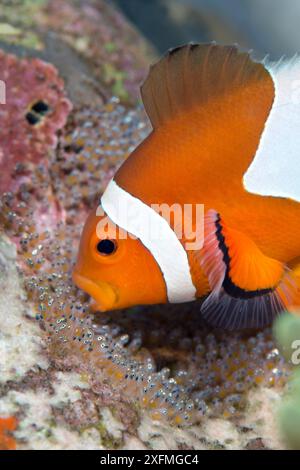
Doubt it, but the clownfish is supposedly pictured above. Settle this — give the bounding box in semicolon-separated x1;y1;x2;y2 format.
73;43;300;329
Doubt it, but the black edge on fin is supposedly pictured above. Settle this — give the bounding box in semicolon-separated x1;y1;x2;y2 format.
200;209;289;330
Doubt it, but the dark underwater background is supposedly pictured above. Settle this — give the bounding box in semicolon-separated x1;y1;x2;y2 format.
114;0;300;60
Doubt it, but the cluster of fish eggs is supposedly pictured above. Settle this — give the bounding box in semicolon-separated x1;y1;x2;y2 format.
52;99;150;219
0;98;291;426
92;304;291;423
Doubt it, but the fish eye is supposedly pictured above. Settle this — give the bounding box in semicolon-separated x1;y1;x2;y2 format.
96;239;117;256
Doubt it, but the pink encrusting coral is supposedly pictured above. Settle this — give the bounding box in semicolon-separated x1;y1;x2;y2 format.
0;50;72;193
0;45;292;427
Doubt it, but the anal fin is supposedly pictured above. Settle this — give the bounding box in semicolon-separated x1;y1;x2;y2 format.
200;210;299;329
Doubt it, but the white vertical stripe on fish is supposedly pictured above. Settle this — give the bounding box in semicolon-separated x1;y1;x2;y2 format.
243;56;300;203
101;179;196;303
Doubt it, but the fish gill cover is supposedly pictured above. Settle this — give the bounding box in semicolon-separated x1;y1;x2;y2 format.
0;0;299;451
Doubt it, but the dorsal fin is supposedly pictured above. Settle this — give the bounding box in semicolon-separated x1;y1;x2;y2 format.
141;43;270;129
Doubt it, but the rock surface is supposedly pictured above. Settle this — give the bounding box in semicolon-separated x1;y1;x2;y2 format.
0;0;297;450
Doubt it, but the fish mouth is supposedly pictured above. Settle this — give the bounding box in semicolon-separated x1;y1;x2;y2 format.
72;270;118;311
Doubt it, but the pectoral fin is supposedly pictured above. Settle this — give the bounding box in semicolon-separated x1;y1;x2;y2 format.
200;210;299;329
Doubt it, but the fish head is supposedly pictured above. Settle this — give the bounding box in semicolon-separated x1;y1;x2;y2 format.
73;206;167;311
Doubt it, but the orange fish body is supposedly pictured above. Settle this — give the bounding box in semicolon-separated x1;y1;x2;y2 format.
73;44;300;329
